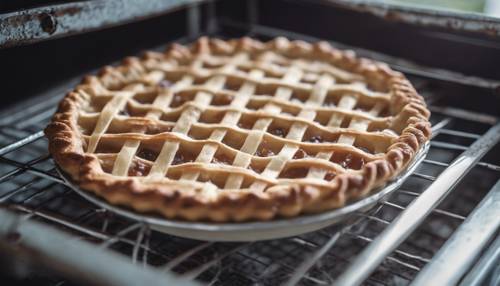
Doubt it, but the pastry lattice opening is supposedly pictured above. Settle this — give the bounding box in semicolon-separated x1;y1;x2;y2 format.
78;39;400;194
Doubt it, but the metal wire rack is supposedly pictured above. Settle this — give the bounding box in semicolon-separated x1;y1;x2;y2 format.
1;14;500;286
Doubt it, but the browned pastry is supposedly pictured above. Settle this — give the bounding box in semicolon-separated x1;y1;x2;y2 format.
45;37;431;222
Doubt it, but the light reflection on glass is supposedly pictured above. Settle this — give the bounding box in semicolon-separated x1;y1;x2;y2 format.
375;0;500;17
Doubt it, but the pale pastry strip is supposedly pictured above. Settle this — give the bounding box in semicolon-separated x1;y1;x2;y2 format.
112;140;141;176
96;100;386;138
326;94;358;127
291;59;361;82
336;102;384;145
86;87;144;153
180;69;265;181
238;70;302;152
137;171;351;191
229;68;303;159
99;51;387;184
147;54;246;180
249;74;334;191
112;76;193;176
203;52;362;82
306;93;358;179
307;100;385;179
145;64;390;100
224;67;303;189
125;87;385;127
305;96;356;179
98;154;348;189
147;75;225;179
90;132;384;165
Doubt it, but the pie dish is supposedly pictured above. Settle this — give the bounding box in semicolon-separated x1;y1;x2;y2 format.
45;37;431;222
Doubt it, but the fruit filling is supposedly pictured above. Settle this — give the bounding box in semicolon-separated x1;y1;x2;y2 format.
211;153;233;165
280;167;309;179
293;149;308;159
172;152;195;165
137;148;157;161
158;79;172;88
269;127;286;137
308;135;323;143
128;160;151;176
330;151;365;170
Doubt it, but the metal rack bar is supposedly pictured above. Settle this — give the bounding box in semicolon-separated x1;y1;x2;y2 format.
0;92;62;125
437;129;481;139
424;158;500;172
410;172;436;181
0;157;63;184
285;202;431;285
428;106;498;125
11;205;107;240
132;224;148;264
0;209;198;286
412;179;500;285
162;242;214;271
460;234;500;286
100;223;143;248
10;204;189;266
347;233;430;264
422;159;449;167
430;119;452;135
285;230;342;285
477;162;500;172
0;155;51;184
0;131;44;156
179;243;250;280
284;207;386;285
431;141;468;151
307;232;423;275
235;249;330;285
333;122;500;286
0;178;46;203
382;201;464;220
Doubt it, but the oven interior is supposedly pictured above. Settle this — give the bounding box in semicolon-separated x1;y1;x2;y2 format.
0;0;499;285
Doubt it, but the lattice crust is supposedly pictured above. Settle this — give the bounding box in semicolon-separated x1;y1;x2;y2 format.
45;37;431;222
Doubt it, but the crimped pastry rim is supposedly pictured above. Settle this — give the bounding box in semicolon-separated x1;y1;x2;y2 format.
45;37;432;222
56;142;428;232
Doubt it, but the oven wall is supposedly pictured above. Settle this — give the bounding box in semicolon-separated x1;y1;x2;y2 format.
0;8;187;109
219;0;500;79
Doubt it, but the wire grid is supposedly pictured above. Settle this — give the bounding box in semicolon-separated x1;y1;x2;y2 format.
1;39;500;286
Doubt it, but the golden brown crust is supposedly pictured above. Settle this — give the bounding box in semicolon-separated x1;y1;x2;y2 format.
45;37;431;222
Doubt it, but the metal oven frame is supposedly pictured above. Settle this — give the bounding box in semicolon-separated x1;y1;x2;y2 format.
0;1;499;285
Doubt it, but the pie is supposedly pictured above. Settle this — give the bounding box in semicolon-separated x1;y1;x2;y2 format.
45;37;431;222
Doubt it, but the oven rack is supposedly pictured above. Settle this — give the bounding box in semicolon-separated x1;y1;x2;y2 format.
1;6;500;286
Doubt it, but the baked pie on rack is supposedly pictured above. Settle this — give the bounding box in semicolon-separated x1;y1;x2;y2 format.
45;37;431;222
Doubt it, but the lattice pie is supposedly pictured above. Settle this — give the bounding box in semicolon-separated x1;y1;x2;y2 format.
45;37;431;222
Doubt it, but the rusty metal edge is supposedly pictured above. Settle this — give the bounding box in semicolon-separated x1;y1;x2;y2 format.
317;0;500;37
0;0;203;49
